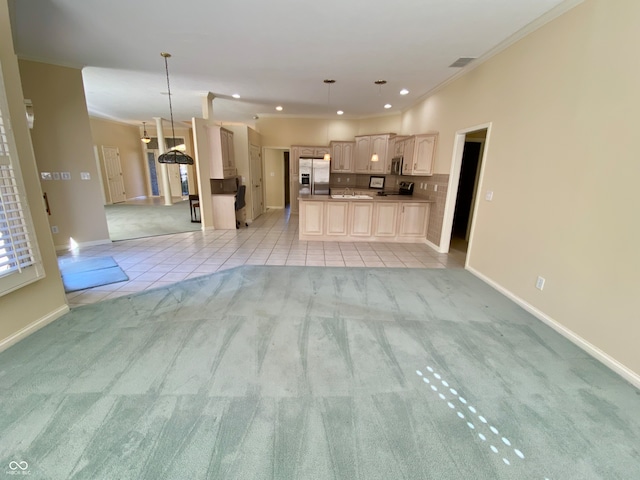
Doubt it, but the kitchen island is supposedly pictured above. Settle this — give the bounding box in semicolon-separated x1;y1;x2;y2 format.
298;194;434;243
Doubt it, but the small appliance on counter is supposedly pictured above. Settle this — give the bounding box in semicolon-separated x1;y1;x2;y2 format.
399;181;414;195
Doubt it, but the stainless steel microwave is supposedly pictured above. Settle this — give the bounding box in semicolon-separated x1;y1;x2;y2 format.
391;156;403;175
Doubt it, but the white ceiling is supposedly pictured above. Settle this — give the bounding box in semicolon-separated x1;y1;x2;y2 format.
10;0;575;126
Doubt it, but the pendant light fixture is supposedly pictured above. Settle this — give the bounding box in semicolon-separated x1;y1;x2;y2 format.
140;121;151;144
323;79;335;161
371;80;387;162
157;52;194;165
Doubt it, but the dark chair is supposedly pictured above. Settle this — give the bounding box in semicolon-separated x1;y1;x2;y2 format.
235;185;248;228
189;194;201;223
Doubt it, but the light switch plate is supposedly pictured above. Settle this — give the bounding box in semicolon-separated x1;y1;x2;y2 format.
61;172;71;180
52;172;61;180
485;191;494;201
41;172;52;180
80;172;91;180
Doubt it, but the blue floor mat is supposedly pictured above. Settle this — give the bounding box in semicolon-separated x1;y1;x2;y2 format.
59;256;129;293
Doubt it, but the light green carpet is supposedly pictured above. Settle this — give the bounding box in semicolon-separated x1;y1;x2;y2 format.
1;267;639;479
104;200;201;241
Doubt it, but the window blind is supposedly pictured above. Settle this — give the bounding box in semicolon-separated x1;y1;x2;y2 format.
0;62;44;296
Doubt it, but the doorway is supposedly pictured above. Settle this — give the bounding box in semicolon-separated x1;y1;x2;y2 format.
451;136;485;253
284;151;290;208
250;144;263;220
440;124;490;263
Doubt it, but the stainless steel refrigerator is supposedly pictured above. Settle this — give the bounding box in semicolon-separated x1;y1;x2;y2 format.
299;157;330;195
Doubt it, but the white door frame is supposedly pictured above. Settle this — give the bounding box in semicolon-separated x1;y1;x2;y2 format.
250;144;264;219
440;122;492;266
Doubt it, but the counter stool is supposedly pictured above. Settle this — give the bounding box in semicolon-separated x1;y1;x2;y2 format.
189;194;201;223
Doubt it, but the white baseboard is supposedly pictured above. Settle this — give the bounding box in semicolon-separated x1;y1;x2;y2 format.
466;266;640;389
0;304;70;353
55;238;112;252
425;238;445;252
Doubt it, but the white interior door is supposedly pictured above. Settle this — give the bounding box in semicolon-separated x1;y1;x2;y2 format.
250;144;263;219
102;145;126;203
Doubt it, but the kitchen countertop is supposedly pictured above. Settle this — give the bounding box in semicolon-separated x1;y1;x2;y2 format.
298;194;434;203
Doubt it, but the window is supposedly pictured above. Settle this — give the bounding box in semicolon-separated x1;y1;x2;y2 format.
0;63;44;297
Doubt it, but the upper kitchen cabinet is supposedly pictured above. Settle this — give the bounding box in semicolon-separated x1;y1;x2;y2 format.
330;141;355;173
402;133;437;176
354;134;392;174
386;135;408;174
291;145;329;175
209;126;236;179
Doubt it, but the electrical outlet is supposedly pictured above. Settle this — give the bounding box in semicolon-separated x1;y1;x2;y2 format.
337;178;341;183
41;172;52;181
51;226;59;234
61;172;71;180
346;177;350;183
535;276;545;290
80;172;91;180
434;185;438;192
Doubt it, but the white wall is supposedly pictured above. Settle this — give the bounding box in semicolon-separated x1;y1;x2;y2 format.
402;0;640;379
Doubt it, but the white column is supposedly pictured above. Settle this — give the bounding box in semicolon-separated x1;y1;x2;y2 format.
154;116;172;206
202;92;215;120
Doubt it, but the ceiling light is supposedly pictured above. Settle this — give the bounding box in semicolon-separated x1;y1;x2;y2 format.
140;121;151;144
323;79;335;161
384;104;392;109
337;110;344;115
157;52;194;165
232;93;241;99
400;88;409;95
276;106;283;111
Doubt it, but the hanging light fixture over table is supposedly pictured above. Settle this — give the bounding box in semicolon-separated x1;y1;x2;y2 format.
140;121;151;144
370;80;387;162
323;79;335;161
157;52;194;165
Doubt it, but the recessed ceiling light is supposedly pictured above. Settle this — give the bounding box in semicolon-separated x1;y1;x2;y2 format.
384;104;392;109
232;93;241;99
276;106;283;111
400;89;409;95
337;110;344;115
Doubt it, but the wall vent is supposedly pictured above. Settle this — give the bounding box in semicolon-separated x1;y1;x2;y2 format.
449;57;476;68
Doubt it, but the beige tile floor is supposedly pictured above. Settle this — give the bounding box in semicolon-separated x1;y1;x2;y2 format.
60;208;466;307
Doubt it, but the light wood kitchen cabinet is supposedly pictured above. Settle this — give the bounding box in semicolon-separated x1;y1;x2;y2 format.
349;202;374;236
330;141;355;173
398;202;428;237
300;201;324;236
373;202;399;237
325;202;349;236
354;134;391;174
290;145;329;175
211;194;237;229
386;135;407;174
209;126;236;179
290;146;300;175
394;136;407;157
402;134;437;176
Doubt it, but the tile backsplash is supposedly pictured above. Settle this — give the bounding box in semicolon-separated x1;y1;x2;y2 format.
329;173;450;247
